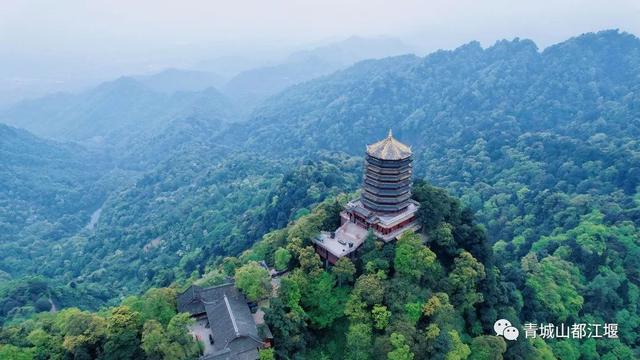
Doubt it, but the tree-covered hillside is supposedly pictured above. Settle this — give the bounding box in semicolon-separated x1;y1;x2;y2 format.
233;29;640;357
0;285;201;360
74;152;360;298
1;29;640;359
1;140;362;314
238;30;640;158
224;36;413;115
232;29;640;269
0;124;115;251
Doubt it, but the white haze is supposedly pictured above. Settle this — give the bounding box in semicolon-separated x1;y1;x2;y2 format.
1;0;639;104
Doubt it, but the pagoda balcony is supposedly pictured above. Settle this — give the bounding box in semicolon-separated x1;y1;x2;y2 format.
365;163;413;175
362;186;411;197
364;172;412;182
362;191;412;204
365;155;412;167
361;202;410;213
364;178;412;189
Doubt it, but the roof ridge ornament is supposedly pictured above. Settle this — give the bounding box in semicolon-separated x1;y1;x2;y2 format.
366;130;412;160
223;294;240;336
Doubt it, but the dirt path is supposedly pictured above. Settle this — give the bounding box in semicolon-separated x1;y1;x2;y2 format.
49;297;57;313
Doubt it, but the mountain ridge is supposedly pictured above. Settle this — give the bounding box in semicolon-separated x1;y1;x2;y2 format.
0;76;235;150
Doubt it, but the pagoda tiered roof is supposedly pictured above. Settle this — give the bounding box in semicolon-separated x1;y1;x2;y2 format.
366;129;412;160
313;130;420;265
362;130;414;213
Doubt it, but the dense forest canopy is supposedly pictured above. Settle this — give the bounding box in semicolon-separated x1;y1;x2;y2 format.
1;30;640;359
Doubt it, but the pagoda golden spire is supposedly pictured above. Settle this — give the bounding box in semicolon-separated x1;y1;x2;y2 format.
366;130;412;161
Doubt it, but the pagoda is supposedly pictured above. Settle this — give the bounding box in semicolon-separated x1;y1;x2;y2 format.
313;130;421;264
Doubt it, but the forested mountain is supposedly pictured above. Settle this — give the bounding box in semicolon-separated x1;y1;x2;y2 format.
0;124;114;247
236;30;640;240
224;36;413;114
77;152;360;297
0;124;128;320
231;29;640;358
133;68;226;94
0;120;362;313
0;77;236;151
1;30;640;359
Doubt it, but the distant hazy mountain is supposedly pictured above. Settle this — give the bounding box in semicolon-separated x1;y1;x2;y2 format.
133;68;225;94
0;76;236;149
0;36;410;144
193;55;270;78
223;36;414;113
286;35;414;64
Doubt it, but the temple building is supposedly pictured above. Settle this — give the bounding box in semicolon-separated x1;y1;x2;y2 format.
177;283;272;360
313;130;420;264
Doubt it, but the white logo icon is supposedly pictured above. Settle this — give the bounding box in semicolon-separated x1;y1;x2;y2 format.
494;319;519;340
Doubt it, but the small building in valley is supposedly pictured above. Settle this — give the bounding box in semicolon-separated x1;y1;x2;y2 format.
177;283;271;360
313;130;420;264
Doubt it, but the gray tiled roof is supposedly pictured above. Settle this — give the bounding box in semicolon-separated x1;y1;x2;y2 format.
177;284;206;315
177;283;262;360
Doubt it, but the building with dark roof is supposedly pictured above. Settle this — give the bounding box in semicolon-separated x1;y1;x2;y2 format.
313;130;420;264
177;283;270;360
362;129;414;213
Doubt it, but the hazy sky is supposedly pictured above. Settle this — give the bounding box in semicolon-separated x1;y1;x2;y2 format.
1;0;639;102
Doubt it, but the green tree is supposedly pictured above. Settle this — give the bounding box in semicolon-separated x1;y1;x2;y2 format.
141;314;199;360
346;323;373;360
354;273;385;306
0;345;34;360
447;251;486;311
468;336;506;360
445;330;471;360
259;348;276;360
550;340;579;360
141;320;166;360
394;231;440;283
166;313;199;358
279;276;305;316
404;302;422;325
57;308;107;359
222;257;241;276
274;247;292;271
422;292;462;332
195;269;226;287
264;298;307;357
303;271;346;329
372;305;391;330
123;287;177;326
102;306;143;360
388;333;414;360
571;211;607;256
332;257;356;286
432;222;456;254
530;338;556;360
345;293;370;323
235;261;272;302
298;246;322;274
523;254;584;322
27;328;65;360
